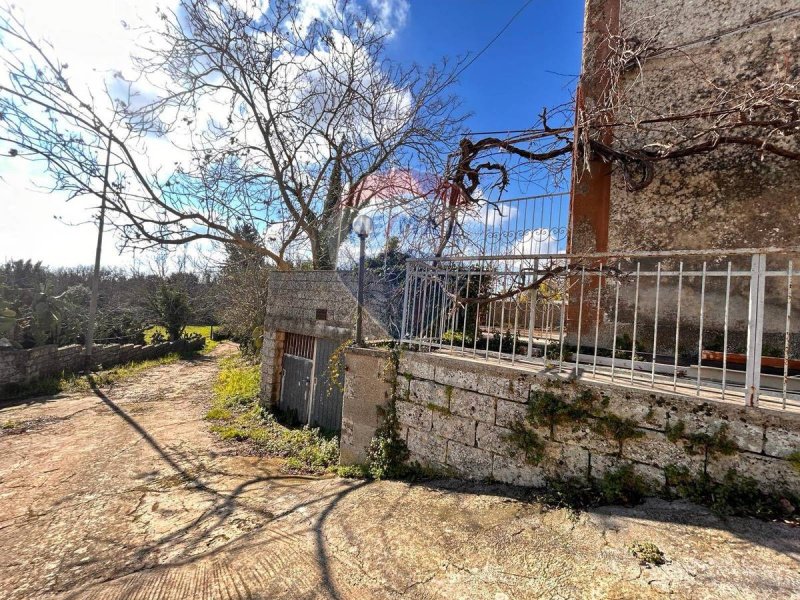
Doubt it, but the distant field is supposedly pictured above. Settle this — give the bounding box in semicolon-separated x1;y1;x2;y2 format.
144;324;214;343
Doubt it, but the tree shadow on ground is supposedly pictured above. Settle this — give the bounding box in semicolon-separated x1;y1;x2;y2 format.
65;378;371;600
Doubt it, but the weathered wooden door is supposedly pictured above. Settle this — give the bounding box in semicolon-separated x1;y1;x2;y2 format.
279;333;314;424
309;337;344;432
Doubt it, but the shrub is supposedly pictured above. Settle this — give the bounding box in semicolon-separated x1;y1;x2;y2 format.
597;464;649;506
629;541;666;566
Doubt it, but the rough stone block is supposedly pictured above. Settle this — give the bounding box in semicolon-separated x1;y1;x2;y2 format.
477;371;531;403
398;353;435;381
434;365;479;392
476;422;515;456
589;454;666;489
395;400;431;431
495;399;528;429
623;429;692;467
492;454;546;488
543;442;590;480
432;411;476;446
449;388;495;423
408;379;448;409
602;394;669;431
708;453;800;495
446;441;492;479
407;427;446;465
763;424;800;459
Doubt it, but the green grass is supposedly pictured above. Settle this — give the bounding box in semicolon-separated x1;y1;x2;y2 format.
206;355;340;474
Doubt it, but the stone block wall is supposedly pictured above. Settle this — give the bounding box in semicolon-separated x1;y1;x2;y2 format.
344;348;800;496
260;270;395;406
0;337;204;397
340;348;394;465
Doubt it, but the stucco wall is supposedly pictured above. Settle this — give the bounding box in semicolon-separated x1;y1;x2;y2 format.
344;348;800;497
576;1;800;253
616;2;799;251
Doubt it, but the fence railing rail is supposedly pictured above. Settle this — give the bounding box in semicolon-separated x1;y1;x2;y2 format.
400;248;800;411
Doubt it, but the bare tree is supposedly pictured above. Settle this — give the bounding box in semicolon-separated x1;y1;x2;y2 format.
445;20;799;204
0;1;465;270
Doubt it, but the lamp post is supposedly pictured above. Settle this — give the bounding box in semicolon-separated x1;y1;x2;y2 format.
352;214;374;347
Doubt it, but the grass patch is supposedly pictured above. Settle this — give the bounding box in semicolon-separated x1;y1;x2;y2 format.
145;324;218;353
206;355;340;474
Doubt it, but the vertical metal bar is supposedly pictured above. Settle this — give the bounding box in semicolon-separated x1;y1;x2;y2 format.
695;261;707;396
527;258;539;359
512;268;521;365
498;267;507;363
722;261;732;401
745;253;766;407
592;265;603;378
672;262;684;392
400;262;411;341
630;262;641;383
460;270;469;354
610;262;621;381
574;267;586;375
650;262;661;385
408;264;419;343
557;269;567;372
783;260;793;409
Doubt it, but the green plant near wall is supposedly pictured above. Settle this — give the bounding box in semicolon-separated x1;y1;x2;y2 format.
592;413;645;458
505;421;546;465
365;347;410;479
664;464;798;520
666;420;738;475
527;389;594;439
788;451;800;474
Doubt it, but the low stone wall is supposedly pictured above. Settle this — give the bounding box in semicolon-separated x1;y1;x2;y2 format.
343;348;800;497
0;337;205;395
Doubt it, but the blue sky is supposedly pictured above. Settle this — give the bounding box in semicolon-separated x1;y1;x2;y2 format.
388;1;583;134
0;0;586;268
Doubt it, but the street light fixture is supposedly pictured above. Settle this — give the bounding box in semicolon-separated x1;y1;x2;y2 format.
352;214;373;346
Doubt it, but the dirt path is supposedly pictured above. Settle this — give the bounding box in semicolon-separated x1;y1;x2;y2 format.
0;343;798;599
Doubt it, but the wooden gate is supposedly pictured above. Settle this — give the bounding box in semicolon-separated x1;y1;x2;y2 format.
279;333;345;432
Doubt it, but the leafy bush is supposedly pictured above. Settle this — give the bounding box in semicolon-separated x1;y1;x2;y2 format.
366;402;409;479
597;463;650;506
150;284;191;341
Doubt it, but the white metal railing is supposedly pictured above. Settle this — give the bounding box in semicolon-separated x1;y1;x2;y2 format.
400;248;800;411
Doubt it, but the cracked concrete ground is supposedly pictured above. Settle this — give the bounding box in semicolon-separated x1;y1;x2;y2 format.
1;342;799;599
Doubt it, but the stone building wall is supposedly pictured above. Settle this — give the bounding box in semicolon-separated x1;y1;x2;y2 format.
608;2;799;252
0;337;205;397
573;1;799;253
343;348;800;496
260;270;395;405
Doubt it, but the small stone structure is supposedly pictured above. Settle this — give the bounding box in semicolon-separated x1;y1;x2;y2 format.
0;337;205;396
260;270;395;406
342;348;800;496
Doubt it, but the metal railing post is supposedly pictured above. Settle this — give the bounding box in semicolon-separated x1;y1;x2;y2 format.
400;262;412;342
745;253;766;407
